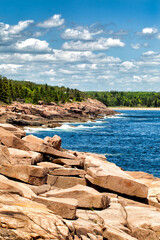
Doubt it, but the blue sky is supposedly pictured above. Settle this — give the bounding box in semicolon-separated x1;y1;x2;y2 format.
0;0;160;91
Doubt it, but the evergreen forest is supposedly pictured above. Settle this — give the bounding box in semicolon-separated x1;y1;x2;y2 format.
87;91;160;107
0;75;86;104
0;75;160;107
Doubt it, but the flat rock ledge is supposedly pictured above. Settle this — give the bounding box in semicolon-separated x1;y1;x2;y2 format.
0;124;160;239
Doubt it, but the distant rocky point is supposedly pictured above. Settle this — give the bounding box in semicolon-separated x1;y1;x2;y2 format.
0;98;117;128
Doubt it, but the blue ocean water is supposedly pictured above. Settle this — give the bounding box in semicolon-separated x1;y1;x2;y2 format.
25;110;160;177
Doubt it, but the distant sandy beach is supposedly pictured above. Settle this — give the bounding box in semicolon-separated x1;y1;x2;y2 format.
109;107;160;111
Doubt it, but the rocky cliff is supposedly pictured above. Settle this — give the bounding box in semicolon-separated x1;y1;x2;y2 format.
0;123;160;240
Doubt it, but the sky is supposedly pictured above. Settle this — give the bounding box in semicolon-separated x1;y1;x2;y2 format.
0;0;160;91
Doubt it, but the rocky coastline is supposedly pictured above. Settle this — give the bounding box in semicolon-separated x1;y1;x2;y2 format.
0;98;117;128
0;100;160;239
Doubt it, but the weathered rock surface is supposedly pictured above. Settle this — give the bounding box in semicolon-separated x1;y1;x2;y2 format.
0;192;72;239
23;134;76;159
0;127;29;150
49;167;86;176
0;144;11;165
37;161;64;169
125;206;160;240
0;165;48;185
45;184;110;209
0;123;26;138
44;135;62;150
47;175;87;188
8;147;32;165
52;157;83;167
85;156;149;198
32;195;78;219
0;174;36;199
127;171;160;208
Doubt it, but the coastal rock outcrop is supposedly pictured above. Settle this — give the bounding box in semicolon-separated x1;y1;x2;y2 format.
85;156;148;198
0;123;160;239
0;98;117;127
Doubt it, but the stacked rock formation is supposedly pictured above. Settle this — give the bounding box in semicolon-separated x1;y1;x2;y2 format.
0;123;160;239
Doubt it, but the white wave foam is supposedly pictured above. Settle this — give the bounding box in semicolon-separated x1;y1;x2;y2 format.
95;120;104;123
24;127;55;133
55;124;103;130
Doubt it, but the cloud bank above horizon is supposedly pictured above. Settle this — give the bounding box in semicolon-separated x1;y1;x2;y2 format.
0;0;160;91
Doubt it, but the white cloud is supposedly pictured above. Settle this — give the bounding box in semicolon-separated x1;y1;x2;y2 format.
40;69;56;76
0;20;34;43
37;14;64;28
157;34;160;39
0;64;22;73
142;27;158;35
131;43;140;50
62;27;102;40
142;51;157;56
75;64;97;70
62;37;125;50
133;75;142;82
9;20;34;34
15;38;51;52
121;61;137;69
59;69;77;74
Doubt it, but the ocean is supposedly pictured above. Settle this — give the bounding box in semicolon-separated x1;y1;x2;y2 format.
25;110;160;178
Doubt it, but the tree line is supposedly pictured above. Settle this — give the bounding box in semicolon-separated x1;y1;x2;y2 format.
0;76;86;104
0;76;160;107
87;91;160;107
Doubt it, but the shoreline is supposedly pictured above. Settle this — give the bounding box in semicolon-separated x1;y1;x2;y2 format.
109;107;160;110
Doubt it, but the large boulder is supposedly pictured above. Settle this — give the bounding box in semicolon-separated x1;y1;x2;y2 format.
45;184;110;209
0;127;29;151
44;135;61;150
85;156;148;198
23;134;76;159
125;205;160;240
0;165;48;185
0;192;72;239
32;195;78;219
0;123;26;138
47;175;87;188
126;171;160;208
0;174;36;199
8;148;32;165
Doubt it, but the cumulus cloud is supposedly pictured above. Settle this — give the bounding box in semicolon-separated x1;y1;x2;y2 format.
15;38;52;52
75;64;97;70
121;61;137;70
0;64;22;73
131;43;140;50
0;20;34;43
62;37;125;50
142;27;158;35
9;20;34;34
61;27;103;40
142;51;157;56
37;14;64;28
39;69;56;76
